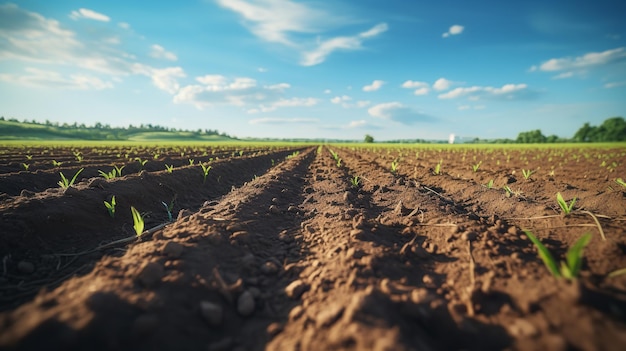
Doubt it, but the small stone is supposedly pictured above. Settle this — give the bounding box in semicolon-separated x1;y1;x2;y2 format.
231;231;250;243
507;226;518;235
285;280;309;299
200;301;223;326
422;275;433;285
162;242;184;258
17;261;35;274
132;314;159;335
237;290;255;316
461;231;477;242
261;261;279;275
137;262;164;288
287;205;298;213
289;305;304;321
343;191;353;203
269;205;281;214
508;318;538;337
266;322;283;337
315;304;344;327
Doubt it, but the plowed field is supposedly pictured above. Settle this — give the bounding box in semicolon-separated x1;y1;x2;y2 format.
1;143;625;351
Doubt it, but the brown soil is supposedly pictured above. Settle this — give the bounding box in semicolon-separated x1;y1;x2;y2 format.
0;144;625;351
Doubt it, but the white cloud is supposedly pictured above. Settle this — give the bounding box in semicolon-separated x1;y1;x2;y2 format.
433;78;453;91
118;22;130;29
458;104;485;111
331;95;351;104
249;117;318;125
363;79;385;92
438;83;530;100
145;66;186;94
69;8;110;22
0;67;113;90
258;67;268;72
256;97;318;112
605;81;626;89
346;120;380;129
532;47;626;72
323;89;331;94
552;71;574;79
401;80;429;95
356;100;371;108
150;44;178;61
301;23;388;66
442;25;464;38
265;83;290;91
368;102;434;125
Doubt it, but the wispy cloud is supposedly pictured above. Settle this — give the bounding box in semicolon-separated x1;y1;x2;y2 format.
442;24;464;38
363;79;385;92
458;104;486;111
150;44;178;61
217;0;386;66
401;80;429;95
249;117;319;125
346;120;380;129
438;83;532;100
301;23;388;66
0;67;113;90
69;8;110;22
433;78;453;91
529;47;626;74
605;81;626;89
368;102;434;125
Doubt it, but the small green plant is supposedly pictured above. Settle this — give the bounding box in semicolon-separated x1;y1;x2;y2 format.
188;158;195;166
98;168;118;180
524;230;592;280
556;192;576;216
52;160;63;167
286;151;300;159
391;160;399;174
161;199;175;222
25;155;33;160
200;163;212;183
522;169;535;180
350;175;360;188
484;179;494;189
165;164;174;173
238;150;244;157
136;158;148;169
58;168;84;189
503;185;513;197
104;196;116;218
336;158;342;167
73;151;83;162
130;206;145;237
615;178;626;189
21;163;30;171
271;159;275;166
472;161;482;172
433;160;442;175
113;165;125;177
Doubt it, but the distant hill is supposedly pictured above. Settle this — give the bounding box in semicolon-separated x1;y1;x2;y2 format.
0;118;236;141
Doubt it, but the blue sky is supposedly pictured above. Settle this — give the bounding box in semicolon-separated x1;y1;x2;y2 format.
1;0;625;140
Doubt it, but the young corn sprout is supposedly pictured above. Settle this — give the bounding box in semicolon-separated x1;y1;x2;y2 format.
350;175;360;188
58;168;84;189
52;160;63;167
200;163;212;183
73;151;83;162
472;161;482;172
484;179;494;189
556;192;576;216
161;198;175;222
503;185;513;197
130;206;145;237
524;230;591;280
98;168;117;180
391;160;399;174
615;178;626;189
113;165;125;177
188;159;195;166
521;169;535;180
336;158;342;167
21;163;29;171
104;196;116;218
136;158;148;169
433;160;443;175
165;164;174;173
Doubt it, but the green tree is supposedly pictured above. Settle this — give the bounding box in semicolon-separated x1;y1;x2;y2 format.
516;129;546;143
364;134;374;143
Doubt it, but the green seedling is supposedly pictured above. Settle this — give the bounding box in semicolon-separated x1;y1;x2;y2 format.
153;153;160;160
161;198;175;222
136;158;148;169
52;160;63;167
58;168;84;189
524;230;591;280
350;175;360;188
98;168;117;180
25;155;33;160
130;206;144;237
503;185;513;197
336;158;342;167
484;179;494;189
73;151;83;162
433;160;442;175
21;163;29;171
200;163;212;183
522;169;535;180
188;158;195;165
104;196;116;218
238;150;244;157
391;160;399;174
615;178;626;189
271;159;275;166
165;164;174;173
556;192;576;216
472;161;482;172
113;165;125;177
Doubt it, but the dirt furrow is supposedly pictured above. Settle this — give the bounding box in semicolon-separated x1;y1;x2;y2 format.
0;147;306;311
